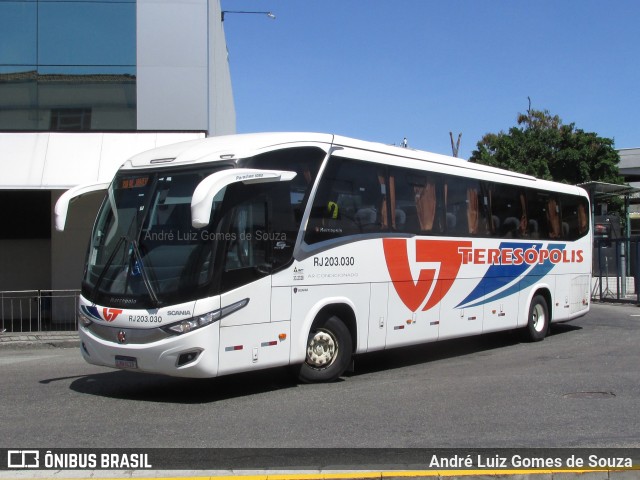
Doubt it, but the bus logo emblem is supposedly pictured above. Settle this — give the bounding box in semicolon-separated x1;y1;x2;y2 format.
103;308;123;322
383;238;470;313
117;330;127;344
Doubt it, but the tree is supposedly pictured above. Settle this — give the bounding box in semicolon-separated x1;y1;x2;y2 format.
469;108;624;186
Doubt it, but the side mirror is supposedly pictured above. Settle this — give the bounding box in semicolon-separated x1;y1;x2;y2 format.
54;182;110;231
191;168;296;228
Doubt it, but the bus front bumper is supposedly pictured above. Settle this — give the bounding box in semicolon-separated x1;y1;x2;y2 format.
78;323;220;378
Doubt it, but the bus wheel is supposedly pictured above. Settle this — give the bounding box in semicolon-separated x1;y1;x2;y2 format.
525;295;549;342
297;315;353;383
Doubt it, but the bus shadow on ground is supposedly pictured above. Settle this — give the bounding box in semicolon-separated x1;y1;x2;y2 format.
348;322;582;376
68;366;298;404
67;323;581;403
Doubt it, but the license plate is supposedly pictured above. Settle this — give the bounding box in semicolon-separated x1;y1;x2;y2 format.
115;355;138;369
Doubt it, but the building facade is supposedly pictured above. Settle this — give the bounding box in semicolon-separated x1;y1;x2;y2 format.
0;0;235;299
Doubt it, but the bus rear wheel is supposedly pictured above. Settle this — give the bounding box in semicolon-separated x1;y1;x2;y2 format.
296;315;353;383
525;294;549;342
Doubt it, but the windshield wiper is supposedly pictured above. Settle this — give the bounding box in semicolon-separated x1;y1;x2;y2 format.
130;240;160;306
91;235;127;302
90;235;160;307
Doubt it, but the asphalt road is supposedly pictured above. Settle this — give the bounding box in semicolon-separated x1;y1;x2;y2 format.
1;303;639;449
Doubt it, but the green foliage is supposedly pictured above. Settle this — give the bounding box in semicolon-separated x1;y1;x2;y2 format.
469;109;624;186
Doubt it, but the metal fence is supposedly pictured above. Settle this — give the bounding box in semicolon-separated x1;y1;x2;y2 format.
592;237;640;303
0;289;80;333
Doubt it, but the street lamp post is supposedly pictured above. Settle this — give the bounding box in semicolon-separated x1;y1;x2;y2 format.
221;10;276;22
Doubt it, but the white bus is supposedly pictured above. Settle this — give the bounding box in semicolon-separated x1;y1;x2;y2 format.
55;133;591;382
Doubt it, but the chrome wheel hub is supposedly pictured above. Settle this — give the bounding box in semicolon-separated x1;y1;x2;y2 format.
532;304;545;332
306;329;338;368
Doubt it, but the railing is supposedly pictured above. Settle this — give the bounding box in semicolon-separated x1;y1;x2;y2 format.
0;289;80;333
592;237;640;303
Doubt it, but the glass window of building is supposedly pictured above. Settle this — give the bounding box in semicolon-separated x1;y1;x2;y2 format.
0;0;136;131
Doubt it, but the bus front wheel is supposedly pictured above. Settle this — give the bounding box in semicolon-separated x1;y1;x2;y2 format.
296;315;353;383
525;295;549;342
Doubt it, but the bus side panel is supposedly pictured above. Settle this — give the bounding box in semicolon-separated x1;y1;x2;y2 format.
548;271;590;323
569;274;590;317
220;276;272;327
438;278;484;341
482;276;519;334
385;281;440;348
367;282;388;352
272;286;292;322
554;273;572;321
218;321;291;376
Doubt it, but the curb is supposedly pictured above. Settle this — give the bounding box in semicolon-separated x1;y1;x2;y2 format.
0;331;80;349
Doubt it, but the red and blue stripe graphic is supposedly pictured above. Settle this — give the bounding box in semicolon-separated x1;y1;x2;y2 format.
80;305;103;321
456;242;566;309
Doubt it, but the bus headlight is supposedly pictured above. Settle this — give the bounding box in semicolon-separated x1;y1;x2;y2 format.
163;310;221;334
78;310;93;328
161;298;249;335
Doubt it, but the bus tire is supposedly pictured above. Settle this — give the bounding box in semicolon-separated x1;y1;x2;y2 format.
525;294;549;342
296;315;353;383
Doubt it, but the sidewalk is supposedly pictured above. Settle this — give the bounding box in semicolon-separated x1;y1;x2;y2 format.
0;330;80;348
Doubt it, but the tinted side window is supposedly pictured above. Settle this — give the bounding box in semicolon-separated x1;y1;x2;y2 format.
217;185;271;293
223;194;268;272
240;146;324;265
561;194;590;240
305;157;387;244
445;177;489;236
525;190;550;239
545;194;562;239
240;146;324;228
392;168;444;234
526;190;564;240
490;185;528;238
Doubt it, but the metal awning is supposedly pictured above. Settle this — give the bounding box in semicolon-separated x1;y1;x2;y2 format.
578;181;640;202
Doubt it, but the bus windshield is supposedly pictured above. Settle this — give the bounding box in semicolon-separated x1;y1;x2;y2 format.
83;146;326;309
83;166;230;308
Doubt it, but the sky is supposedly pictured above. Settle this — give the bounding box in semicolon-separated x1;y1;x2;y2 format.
220;0;639;160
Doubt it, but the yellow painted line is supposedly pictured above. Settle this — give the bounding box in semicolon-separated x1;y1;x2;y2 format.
385;468;640;477
270;474;381;480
